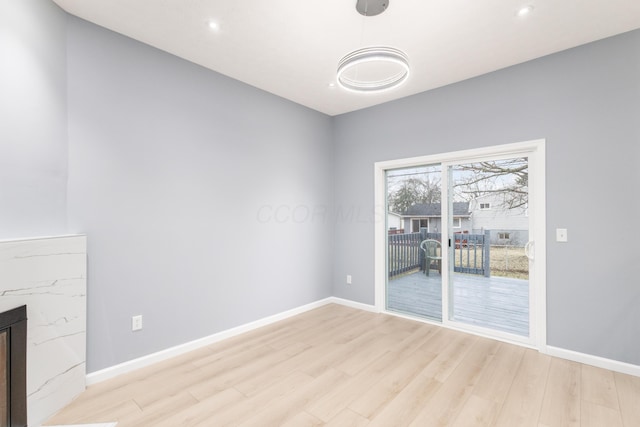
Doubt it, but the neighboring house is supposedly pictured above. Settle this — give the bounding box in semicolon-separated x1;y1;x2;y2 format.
401;202;471;233
397;197;528;246
469;193;528;246
387;211;404;233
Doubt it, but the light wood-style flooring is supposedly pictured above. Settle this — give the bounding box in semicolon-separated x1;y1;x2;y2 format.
45;304;640;427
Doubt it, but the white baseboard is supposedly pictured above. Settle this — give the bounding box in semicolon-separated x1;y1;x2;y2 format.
545;346;640;377
327;296;378;313
331;299;640;378
87;297;639;385
87;297;338;385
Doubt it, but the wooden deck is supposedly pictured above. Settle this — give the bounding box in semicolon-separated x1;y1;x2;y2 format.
387;271;529;336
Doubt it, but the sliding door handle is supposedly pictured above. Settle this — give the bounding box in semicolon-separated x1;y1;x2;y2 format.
524;240;534;261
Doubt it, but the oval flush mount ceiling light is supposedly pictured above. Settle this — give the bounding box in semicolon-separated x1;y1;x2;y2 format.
337;46;410;93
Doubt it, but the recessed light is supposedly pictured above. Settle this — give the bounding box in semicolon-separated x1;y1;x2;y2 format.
207;20;220;31
516;5;534;17
328;82;336;88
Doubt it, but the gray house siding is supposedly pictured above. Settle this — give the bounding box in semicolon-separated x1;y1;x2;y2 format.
469;194;528;246
402;202;471;234
472;229;529;246
403;216;471;233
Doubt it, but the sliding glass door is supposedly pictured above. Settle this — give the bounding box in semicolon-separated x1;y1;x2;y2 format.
385;164;442;321
446;157;531;337
380;141;543;346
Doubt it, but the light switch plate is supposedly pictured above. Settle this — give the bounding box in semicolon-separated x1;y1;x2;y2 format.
556;228;568;242
132;315;143;331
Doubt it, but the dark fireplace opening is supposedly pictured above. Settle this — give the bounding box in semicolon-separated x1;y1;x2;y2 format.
0;306;27;427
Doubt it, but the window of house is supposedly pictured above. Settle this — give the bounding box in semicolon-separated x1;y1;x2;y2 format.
412;219;429;232
498;232;510;240
452;217;461;228
479;203;491;210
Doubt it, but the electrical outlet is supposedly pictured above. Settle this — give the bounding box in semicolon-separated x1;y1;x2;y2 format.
556;228;568;242
346;275;352;285
132;315;143;331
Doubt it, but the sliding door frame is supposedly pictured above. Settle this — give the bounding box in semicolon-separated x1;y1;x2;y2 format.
374;139;547;351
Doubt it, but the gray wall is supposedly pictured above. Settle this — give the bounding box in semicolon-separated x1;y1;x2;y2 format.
3;0;639;372
65;18;334;372
332;30;640;365
0;0;68;238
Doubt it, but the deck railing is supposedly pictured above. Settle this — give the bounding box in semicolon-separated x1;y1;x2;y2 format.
453;231;490;276
388;229;490;278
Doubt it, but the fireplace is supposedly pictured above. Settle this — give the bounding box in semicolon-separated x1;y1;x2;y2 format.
0;235;86;425
0;306;27;427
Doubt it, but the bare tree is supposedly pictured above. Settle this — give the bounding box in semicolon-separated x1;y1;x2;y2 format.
388;177;441;213
453;158;528;209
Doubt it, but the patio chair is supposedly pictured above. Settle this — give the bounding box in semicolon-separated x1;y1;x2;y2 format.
420;239;442;276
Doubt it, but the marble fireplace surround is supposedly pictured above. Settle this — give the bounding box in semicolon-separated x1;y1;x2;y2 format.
0;235;87;427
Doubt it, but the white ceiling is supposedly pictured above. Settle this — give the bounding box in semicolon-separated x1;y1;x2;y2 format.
52;0;640;116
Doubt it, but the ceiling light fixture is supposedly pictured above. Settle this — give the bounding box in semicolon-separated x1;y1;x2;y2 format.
337;0;410;93
207;20;220;31
337;47;410;92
